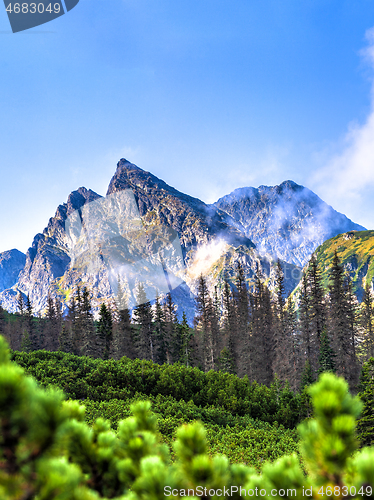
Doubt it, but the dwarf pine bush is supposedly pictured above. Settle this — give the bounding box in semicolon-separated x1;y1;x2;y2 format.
1;334;374;499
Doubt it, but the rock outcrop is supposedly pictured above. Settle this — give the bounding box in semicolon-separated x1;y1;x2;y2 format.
0;249;26;292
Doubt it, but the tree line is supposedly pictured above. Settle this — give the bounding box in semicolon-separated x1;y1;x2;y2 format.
1;250;373;391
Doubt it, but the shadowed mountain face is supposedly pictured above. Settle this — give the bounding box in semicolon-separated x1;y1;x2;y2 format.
0;249;26;292
0;161;364;319
214;181;366;268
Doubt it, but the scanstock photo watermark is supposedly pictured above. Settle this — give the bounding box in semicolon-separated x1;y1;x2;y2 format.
163;485;373;497
3;0;79;32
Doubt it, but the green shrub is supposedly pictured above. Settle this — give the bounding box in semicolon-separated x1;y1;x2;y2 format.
2;336;374;499
11;350;302;428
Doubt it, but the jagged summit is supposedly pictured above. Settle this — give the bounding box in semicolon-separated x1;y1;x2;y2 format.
0;159;365;317
214;180;365;267
107;159;252;253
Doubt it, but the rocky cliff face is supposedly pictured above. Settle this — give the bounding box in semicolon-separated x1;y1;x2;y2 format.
214;181;366;268
0;249;26;292
0;160;364;320
0;188;101;314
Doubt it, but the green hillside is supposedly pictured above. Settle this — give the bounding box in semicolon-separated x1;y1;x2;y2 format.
309;230;374;299
10;349;302;470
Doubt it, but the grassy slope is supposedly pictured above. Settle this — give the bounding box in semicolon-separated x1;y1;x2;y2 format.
314;230;374;297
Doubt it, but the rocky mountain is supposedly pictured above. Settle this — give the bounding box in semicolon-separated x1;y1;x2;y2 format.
214;181;366;268
0;160;365;320
0;249;26;292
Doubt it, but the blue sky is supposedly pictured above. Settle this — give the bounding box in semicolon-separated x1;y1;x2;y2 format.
1;0;374;253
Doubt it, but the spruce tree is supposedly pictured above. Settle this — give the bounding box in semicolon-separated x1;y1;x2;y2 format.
308;254;326;348
221;278;237;373
298;272;317;379
25;294;38;351
249;267;274;385
153;294;167;364
179;311;194;367
284;296;301;392
361;284;374;359
68;295;80;355
133;283;153;361
272;260;292;385
97;303;113;360
217;346;235;374
233;262;250;377
58;324;73;353
163;293;179;364
328;251;358;388
195;274;215;371
300;359;314;390
318;328;336;375
113;298;135;360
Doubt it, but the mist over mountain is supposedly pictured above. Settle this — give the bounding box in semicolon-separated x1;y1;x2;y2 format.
214;181;366;267
0;160;365;319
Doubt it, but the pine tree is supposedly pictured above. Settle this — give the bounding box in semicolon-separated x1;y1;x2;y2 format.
133;283;153;361
357;358;374;447
249;267;274;385
58;324;73;353
217;346;235;374
328;251;358;388
163;293;179;364
221;278;237;372
318;328;336;375
153;294;167;364
97;303;113;360
298;272;317;379
68;295;80;355
284;296;301;392
179;311;194;367
113;293;135;360
25;294;38;351
43;294;60;351
81;287;96;356
17;291;25;316
360;284;374;359
233;262;250;377
300;359;314;390
308;254;326;349
195;275;215;371
20;329;32;353
272;260;292;385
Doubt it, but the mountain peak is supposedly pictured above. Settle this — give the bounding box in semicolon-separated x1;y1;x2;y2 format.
214;180;366;267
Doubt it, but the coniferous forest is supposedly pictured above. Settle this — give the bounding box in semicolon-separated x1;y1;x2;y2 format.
2;250;373;393
4;249;374;498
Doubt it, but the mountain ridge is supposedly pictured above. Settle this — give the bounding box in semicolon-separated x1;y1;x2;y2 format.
214;180;365;267
0;160;365;319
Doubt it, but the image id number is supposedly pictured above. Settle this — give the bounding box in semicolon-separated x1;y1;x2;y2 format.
6;3;61;14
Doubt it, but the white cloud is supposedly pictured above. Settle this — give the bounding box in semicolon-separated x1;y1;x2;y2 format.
310;27;374;229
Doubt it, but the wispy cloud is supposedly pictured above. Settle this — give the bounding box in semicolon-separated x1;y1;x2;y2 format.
310;27;374;229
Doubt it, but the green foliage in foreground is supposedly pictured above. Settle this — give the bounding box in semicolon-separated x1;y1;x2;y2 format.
357;357;374;447
10;349;302;429
81;396;300;469
2;336;374;499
